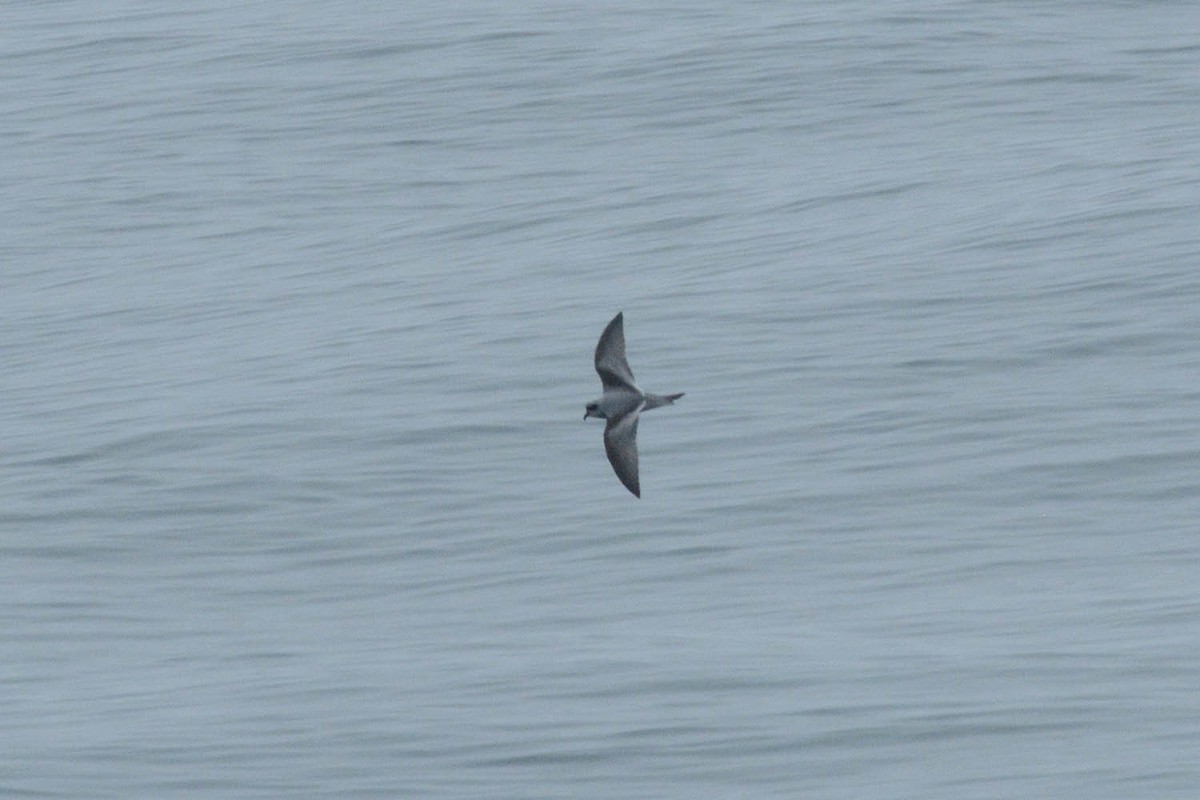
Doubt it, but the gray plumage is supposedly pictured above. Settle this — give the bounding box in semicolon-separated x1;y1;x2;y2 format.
584;312;683;497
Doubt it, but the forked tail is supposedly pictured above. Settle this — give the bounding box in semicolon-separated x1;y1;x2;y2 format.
644;392;684;410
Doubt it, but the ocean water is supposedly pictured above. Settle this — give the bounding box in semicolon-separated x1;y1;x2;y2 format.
3;2;1200;798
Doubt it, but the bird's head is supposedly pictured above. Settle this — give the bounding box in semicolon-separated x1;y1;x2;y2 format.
584;402;602;420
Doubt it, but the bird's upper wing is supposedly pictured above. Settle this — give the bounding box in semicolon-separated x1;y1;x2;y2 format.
594;312;638;392
603;402;643;498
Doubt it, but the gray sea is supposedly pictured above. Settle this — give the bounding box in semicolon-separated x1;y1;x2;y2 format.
4;2;1200;798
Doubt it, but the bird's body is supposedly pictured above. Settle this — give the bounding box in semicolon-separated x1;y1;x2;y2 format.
584;312;683;497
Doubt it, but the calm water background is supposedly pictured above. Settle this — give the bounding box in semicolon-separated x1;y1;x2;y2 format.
3;2;1200;797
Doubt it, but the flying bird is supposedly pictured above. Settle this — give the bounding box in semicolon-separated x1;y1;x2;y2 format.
584;312;683;497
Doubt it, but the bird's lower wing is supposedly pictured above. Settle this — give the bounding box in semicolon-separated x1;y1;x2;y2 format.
604;403;643;497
